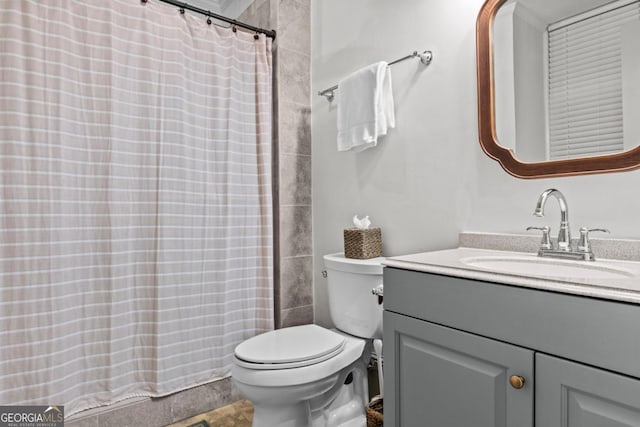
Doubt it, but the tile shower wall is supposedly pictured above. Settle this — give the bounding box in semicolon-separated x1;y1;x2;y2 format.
240;0;313;329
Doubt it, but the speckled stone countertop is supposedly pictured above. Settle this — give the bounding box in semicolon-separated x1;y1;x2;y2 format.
383;232;640;305
458;231;640;261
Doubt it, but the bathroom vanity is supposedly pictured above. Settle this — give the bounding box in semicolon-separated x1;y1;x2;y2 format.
383;245;640;426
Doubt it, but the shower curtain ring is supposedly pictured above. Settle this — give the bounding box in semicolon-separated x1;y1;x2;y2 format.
254;32;259;40
207;16;212;25
179;7;185;14
232;25;237;33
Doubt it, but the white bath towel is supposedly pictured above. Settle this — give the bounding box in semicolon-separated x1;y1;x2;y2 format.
336;61;395;152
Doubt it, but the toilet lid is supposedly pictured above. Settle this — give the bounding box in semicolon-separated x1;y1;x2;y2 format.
234;325;346;370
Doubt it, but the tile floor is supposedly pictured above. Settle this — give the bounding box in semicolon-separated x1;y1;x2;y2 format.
167;399;253;427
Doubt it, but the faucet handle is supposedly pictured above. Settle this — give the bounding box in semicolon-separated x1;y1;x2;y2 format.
578;227;610;253
527;226;552;250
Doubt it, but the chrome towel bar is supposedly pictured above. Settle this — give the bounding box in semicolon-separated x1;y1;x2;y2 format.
317;50;432;102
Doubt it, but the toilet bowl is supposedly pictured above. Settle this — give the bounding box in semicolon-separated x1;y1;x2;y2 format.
231;253;385;427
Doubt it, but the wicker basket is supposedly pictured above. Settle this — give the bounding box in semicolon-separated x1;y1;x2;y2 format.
344;227;382;259
366;397;384;427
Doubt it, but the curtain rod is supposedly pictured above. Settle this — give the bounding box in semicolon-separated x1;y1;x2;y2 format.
318;50;432;102
147;0;277;39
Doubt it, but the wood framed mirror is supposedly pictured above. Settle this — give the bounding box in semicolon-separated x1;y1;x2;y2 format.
476;0;640;178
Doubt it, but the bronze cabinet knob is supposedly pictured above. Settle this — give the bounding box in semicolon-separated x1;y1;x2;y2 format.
509;375;526;389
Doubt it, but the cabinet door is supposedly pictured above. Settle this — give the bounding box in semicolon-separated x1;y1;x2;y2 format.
384;311;534;427
536;353;640;426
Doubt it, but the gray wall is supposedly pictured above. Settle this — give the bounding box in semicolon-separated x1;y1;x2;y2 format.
311;0;640;327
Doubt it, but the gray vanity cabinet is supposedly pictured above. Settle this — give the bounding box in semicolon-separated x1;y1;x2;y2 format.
384;267;640;427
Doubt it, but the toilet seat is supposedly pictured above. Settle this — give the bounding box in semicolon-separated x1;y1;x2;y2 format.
232;329;366;388
234;324;346;370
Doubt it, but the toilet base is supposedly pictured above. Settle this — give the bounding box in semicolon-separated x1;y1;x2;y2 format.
310;358;368;427
243;358;368;427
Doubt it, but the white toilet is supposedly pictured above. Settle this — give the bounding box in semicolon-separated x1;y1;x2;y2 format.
232;253;385;427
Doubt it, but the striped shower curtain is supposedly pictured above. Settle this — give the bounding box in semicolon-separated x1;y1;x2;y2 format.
0;0;273;416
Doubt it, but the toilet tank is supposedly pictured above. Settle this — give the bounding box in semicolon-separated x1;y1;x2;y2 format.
323;253;384;339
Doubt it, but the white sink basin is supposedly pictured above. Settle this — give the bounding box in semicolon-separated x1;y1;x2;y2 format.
460;255;635;280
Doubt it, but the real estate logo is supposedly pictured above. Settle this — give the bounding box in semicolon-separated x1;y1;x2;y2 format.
0;406;64;427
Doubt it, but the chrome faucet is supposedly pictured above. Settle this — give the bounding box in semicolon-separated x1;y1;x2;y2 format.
529;189;610;261
534;189;571;251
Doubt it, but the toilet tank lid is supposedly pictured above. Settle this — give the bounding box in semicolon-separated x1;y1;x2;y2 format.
323;252;385;275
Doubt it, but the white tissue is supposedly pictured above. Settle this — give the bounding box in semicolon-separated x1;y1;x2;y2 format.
352;215;371;230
